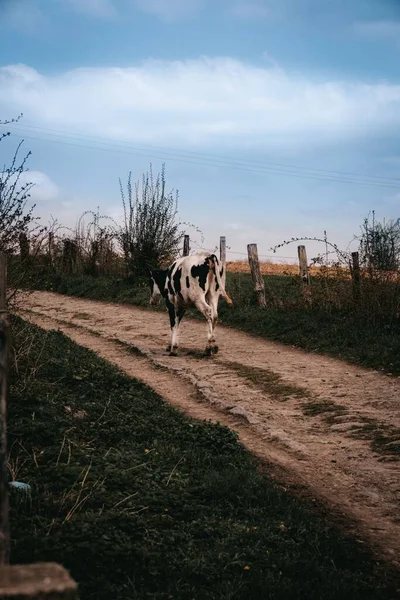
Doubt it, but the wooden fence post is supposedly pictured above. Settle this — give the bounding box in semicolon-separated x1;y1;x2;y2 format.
48;232;54;265
62;240;78;275
0;256;80;596
0;253;9;565
219;236;226;286
351;251;361;304
298;245;312;306
0;563;79;599
0;254;5;313
247;244;266;308
183;235;190;257
19;233;30;263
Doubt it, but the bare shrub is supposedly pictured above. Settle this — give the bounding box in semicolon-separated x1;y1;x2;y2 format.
0;115;48;308
118;163;202;277
358;211;400;272
0;115;36;254
117;164;181;277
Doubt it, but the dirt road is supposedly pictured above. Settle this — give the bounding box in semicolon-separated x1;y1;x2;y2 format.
20;291;400;566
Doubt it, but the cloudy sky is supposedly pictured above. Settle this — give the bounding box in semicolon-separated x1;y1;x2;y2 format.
0;0;399;262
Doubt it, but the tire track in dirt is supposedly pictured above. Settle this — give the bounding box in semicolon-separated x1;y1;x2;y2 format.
20;291;400;566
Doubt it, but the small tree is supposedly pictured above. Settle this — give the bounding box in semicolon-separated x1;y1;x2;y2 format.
73;210;118;276
359;211;400;272
0;115;36;253
118;164;183;277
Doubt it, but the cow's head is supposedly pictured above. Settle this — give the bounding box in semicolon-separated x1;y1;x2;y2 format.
148;269;167;306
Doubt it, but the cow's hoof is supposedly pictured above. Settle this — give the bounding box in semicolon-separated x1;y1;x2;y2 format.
166;345;171;352
169;347;178;357
212;345;219;354
205;346;213;357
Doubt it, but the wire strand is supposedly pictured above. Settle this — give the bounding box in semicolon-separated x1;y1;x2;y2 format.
2;124;399;190
5;122;400;184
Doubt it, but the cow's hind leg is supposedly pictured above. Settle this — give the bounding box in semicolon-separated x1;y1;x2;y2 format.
170;306;186;355
166;300;178;355
194;297;215;356
167;301;186;356
208;295;219;354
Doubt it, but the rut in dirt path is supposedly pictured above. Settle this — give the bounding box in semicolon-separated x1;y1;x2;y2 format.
21;290;400;567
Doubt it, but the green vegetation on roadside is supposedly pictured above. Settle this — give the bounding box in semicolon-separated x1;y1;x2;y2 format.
24;268;400;374
8;317;399;600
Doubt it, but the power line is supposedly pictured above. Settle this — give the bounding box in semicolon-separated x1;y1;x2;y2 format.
2;123;400;190
6;122;400;184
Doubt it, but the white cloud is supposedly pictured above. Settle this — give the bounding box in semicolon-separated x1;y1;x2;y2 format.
1;58;400;152
18;171;60;204
354;20;400;39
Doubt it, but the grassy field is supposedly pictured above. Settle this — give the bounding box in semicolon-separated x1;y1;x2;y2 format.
22;266;400;375
226;260;350;277
8;316;399;600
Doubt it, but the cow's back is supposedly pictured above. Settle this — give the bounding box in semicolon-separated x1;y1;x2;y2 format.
167;252;217;303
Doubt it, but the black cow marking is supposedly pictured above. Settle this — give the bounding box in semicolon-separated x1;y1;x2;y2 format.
220;266;224;278
150;269;168;297
165;297;176;328
191;261;209;291
186;276;190;288
173;267;184;301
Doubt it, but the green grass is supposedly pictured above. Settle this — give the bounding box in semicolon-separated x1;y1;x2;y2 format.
217;361;309;401
8;317;399;599
22;267;400;374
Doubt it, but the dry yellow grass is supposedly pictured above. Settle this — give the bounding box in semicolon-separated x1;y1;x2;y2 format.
226;261;351;278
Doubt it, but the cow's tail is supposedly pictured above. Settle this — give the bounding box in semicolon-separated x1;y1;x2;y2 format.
209;254;233;306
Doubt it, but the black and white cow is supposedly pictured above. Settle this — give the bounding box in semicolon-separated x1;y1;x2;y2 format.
149;252;232;356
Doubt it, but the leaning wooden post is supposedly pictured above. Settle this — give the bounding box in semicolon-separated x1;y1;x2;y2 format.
298;245;312;306
0;252;10;564
247;244;266;308
219;236;226;286
351;251;361;304
183;235;190;257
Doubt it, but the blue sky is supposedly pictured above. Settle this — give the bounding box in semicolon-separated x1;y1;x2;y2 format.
0;0;400;261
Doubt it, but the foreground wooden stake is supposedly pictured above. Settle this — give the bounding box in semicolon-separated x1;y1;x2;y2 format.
0;563;78;599
297;245;312;306
183;235;190;257
0;254;5;313
351;251;361;304
247;244;266;308
0;253;9;564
